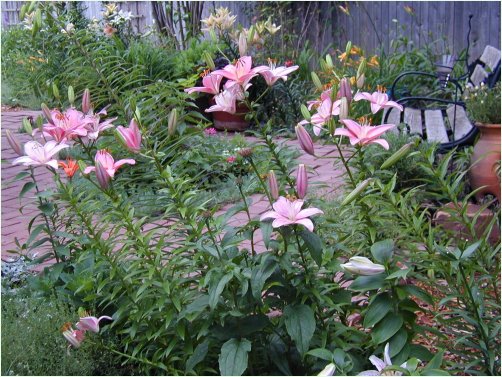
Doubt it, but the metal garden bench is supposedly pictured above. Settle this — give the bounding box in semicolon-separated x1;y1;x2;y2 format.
383;44;501;151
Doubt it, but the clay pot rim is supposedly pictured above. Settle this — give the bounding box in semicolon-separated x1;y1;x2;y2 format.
474;122;501;129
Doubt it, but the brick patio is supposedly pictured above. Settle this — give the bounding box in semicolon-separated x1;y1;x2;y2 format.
1;109;347;265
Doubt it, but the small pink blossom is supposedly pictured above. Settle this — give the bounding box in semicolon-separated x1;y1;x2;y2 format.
204;127;217;136
205;90;237;114
82;108;116;140
255;59;299;86
185;73;223;95
76;316;113;333
260;196;323;232
335;119;395;149
63;328;86;348
299;97;341;136
38;108;88;142
84;150;135;189
226;156;236;163
354;88;403;114
116;119;142;153
284;60;294;68
13;140;69;169
212;56;267;87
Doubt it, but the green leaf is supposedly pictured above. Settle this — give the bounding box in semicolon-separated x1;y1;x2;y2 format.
460;241;481;260
19;181;36;198
299;229;323;266
371;313;404;344
218;338;251;376
186;340;209;372
306;348;333;361
13;171;31;181
38;202;55;216
371;239;394;263
363;292;393;328
260;221;273;249
388;328;408;357
251;255;277;300
425;349;445;370
385;268;411;280
209;273;232;309
350;274;386;291
401;285;433;305
284;304;315;355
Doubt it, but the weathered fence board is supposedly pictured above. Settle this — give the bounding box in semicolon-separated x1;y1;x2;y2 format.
2;1;500;65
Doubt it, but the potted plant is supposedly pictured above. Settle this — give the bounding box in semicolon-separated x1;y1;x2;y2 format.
464;81;501;203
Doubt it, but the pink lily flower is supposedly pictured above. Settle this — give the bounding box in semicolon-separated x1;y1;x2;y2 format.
39;108;88;142
83;114;116;141
205;90;237;114
335;119;395;149
307;88;332;110
63;328;86;348
299;97;341;136
185;73;223;95
116;119;142;153
255;59;299;86
83;150;136;189
76;315;113;333
212;56;267;87
260;196;324;232
354;87;403;114
12;140;69;169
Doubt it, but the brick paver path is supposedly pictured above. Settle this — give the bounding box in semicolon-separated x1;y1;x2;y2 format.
1;110;347;264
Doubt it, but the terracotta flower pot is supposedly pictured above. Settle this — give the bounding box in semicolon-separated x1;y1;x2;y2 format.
211;101;249;132
468;123;501;203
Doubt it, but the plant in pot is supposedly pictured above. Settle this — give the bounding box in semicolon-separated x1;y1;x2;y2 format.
464;81;501;203
185;8;298;131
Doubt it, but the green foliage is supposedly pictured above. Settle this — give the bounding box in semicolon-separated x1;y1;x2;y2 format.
464;81;501;124
1;290;132;376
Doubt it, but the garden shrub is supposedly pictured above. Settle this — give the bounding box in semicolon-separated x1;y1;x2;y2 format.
1;290;133;376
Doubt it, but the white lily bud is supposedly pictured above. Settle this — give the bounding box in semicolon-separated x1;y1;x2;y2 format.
340;256;385;276
238;31;248;57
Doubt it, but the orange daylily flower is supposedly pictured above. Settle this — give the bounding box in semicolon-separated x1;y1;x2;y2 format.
59;158;79;178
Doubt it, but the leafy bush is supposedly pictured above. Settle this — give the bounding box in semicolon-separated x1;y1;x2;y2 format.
464;81;501;124
1;290;133;376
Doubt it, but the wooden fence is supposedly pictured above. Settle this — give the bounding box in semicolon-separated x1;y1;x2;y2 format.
2;1;500;63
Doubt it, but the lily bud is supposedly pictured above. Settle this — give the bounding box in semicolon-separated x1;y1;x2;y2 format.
338;77;352;104
325;54;334;69
238;31;248;57
345;41;352;57
202;51;215;70
41;103;54;125
356;73;365;89
22;117;32;134
168;108;178;136
340;256;385;276
318;363;336;376
380;142;414;170
268;170;279;200
52;83;60;100
357;58;367;80
339;97;349;120
247;25;256;45
311;72;323;90
82;89;91;113
300;104;311;122
296;164;308;199
5;130;22;156
295;125;315;156
68;86;75;105
341;178;372;206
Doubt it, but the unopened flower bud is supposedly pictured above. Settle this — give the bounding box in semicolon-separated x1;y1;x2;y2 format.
340;256;385;276
235;176;244;186
168;108;178;136
238;31;248;57
52;83;60;100
5;130;22;156
338;78;352;104
295;125;315;156
41;103;54;125
357;58;367;80
339;97;349;120
325;54;334;69
380;142;413;169
300;104;311;122
356;73;365;89
268;170;279;199
238;147;253;158
68;85;75;105
345;41;352;57
311;72;323;90
22;117;32;134
296;164;308;199
202;51;215;70
82;89;91;113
